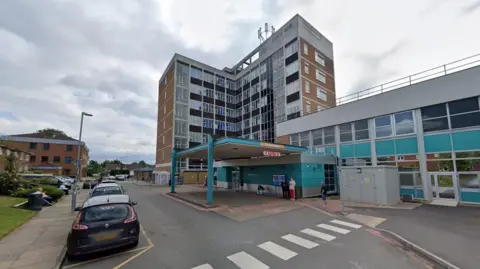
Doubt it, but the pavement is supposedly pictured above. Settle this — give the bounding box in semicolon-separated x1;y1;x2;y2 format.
0;187;90;269
67;181;432;269
350;204;480;269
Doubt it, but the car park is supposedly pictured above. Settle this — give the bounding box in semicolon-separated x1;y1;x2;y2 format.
67;195;139;260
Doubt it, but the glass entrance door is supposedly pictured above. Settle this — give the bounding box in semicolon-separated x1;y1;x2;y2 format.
429;173;457;200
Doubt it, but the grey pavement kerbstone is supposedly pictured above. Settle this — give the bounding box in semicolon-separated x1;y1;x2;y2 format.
0;191;90;269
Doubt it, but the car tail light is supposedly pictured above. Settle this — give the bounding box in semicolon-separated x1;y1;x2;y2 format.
124;206;137;224
72;212;88;230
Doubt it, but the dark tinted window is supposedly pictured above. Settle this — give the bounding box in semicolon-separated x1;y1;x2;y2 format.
448;97;479;115
421;103;446;119
422;117;449;132
450;112;480;129
81;204;130;223
354;120;368;130
91;186;122;197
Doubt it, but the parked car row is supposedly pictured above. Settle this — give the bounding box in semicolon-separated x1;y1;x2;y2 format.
67;180;139;260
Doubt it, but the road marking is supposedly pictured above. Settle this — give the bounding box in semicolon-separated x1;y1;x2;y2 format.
330;219;362;229
113;225;155;269
317;223;351;234
61;247;148;269
281;234;319;249
192;264;214;269
227;251;269;269
301;228;336;241
141;224;154;247
258;241;297;260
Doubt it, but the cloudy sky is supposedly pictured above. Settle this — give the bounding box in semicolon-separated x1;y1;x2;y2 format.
0;0;479;163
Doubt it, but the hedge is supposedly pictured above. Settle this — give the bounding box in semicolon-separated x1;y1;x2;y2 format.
11;185;65;201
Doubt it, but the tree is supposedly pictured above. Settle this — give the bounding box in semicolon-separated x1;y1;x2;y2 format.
0;153;21;195
87;160;104;176
36;128;67;137
138;160;147;167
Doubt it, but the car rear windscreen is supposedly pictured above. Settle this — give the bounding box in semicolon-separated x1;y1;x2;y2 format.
81;204;130;223
91;186;122;197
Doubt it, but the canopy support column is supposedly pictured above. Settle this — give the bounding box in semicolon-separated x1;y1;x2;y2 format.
171;148;177;193
207;135;214;204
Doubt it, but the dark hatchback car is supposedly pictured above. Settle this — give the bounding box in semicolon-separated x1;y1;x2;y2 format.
67;195;139;259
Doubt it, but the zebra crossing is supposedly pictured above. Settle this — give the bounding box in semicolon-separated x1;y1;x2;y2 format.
191;219;363;269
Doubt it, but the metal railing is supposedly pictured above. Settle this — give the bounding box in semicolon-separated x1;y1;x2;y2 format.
336;53;480;106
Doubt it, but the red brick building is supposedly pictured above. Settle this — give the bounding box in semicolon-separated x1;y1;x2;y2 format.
0;132;89;177
0;144;33;173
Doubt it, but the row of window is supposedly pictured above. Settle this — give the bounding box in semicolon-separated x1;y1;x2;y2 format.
29;143;74;151
421;97;480;132
305;101;324;114
303;43;326;67
30;155;74;164
289;97;480;146
304;81;327;101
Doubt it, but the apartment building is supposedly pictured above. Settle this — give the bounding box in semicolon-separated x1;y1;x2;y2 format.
156;14;336;175
0;132;89;177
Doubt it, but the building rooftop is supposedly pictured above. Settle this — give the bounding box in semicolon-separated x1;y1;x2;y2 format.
10;132;77;141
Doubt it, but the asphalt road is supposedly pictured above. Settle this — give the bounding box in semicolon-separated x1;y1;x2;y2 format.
63;182;432;269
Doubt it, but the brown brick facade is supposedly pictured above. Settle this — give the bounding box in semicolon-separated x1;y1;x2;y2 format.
299;38;336;112
156;62;175;166
276;135;290;145
0;140;88;176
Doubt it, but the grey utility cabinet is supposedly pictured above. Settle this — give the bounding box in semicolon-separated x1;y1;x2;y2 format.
339;166;400;206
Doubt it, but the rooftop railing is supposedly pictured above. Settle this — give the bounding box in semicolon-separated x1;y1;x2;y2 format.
336;53;480;106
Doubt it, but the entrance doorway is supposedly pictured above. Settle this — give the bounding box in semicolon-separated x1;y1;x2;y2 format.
429;173;458;201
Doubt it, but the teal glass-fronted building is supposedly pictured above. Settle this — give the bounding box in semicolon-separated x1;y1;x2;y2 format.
277;61;480;205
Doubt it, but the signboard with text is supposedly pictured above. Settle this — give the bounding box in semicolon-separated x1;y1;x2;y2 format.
263;151;281;157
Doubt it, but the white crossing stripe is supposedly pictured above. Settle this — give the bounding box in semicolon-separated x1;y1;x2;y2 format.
258;241;298;260
227;251;269;269
330;219;362;229
301;228;336;241
192;264;214;269
281;234;319;249
317;223;351;234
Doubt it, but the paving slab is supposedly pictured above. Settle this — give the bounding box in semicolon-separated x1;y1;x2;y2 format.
0;190;90;269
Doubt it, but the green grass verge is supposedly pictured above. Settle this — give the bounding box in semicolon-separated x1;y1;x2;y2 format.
0;196;37;239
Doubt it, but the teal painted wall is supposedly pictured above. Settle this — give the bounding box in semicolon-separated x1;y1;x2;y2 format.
376;140;396;156
400;188;424;199
325;147;337;155
240;163;327;187
217;167;229;182
395;137;418;154
241;164;301;186
354;142;371;157
424;134;452;153
461;191;480;203
340;144;354;158
452;130;480;151
300;163;325;187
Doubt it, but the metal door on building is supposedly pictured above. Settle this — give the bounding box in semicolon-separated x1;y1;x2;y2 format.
360;173;376;204
429;172;458;201
231;169;241;192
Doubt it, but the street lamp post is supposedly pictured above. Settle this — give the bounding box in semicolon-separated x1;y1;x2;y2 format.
71;112;93;212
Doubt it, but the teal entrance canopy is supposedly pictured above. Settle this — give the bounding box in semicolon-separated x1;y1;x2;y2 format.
171;137;308;204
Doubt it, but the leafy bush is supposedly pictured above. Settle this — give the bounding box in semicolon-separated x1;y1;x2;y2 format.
11;185;64;201
0;155;21;195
